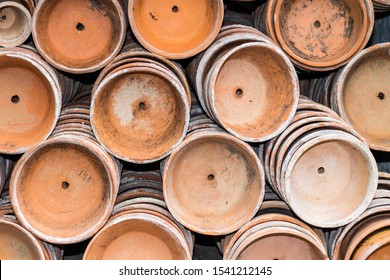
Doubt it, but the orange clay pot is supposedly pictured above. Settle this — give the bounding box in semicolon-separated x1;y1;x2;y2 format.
32;0;126;73
0;47;62;154
128;0;224;59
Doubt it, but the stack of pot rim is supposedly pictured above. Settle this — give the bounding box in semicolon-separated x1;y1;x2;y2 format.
372;0;390;12
9;99;121;245
83;170;193;260
127;0;224;59
254;0;375;72
162;111;265;236
329;173;390;260
0;0;34;47
263;97;378;228
187;24;299;143
32;0;126;74
0;190;63;260
91;46;191;164
0;156;13;194
221;199;329;260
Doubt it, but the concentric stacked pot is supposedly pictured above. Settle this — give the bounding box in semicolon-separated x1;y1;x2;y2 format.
127;0;224;59
263;97;378;228
328;173;390;260
0;46;75;154
300;43;390;152
83;170;193;260
91;46;191;164
0;0;34;47
372;0;390;12
32;0;126;73
221;200;329;260
10;98;121;245
0;156;13;194
254;0;375;71
162;112;265;236
187;24;299;142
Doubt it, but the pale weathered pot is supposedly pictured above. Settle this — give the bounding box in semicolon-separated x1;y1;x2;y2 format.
282;130;377;228
32;0;126;73
128;0;224;59
222;212;328;260
331;43;390;152
163;129;265;235
206;41;299;142
0;0;34;47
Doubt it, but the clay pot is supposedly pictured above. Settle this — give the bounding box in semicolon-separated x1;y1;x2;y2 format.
329;185;390;259
127;0;224;59
282;130;377;228
222;202;328;260
84;211;191;260
9;100;121;244
0;217;46;260
91;49;190;164
262;98;378;228
187;25;298;142
32;0;126;73
254;0;374;71
163;129;265;235
0;0;34;47
206;41;299;142
331;43;390;152
0;47;63;154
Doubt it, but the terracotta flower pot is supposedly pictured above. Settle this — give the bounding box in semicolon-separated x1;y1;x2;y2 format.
10;101;121;244
83;211;191;260
32;0;126;73
331;43;390;152
187;25;298;142
205;41;299;142
91;50;190;164
0;0;34;47
163;129;265;235
222;206;328;260
282;130;377;228
255;0;374;71
0;218;46;260
127;0;224;59
0;47;62;154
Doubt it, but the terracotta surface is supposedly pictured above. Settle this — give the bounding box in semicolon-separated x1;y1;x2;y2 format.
256;0;374;71
91;65;189;163
0;48;61;154
333;43;390;151
128;0;224;59
283;131;377;227
10;135;118;244
0;218;45;260
83;212;191;260
352;229;390;259
207;42;298;142
32;0;126;73
163;130;265;235
0;1;32;47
